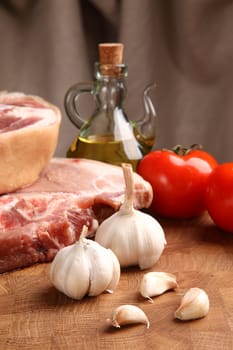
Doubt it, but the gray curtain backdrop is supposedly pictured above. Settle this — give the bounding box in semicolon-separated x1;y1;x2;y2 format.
0;0;232;162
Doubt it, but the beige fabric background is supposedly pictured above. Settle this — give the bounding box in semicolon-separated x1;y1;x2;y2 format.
0;0;232;162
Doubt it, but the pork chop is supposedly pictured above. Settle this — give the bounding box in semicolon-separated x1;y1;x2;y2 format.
0;158;153;273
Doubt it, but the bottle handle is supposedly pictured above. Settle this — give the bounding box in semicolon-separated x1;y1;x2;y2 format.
64;82;93;129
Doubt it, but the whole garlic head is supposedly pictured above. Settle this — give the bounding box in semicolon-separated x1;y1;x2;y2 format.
95;164;167;269
50;226;120;300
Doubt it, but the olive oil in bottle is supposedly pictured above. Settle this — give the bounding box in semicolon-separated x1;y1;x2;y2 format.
67;134;142;171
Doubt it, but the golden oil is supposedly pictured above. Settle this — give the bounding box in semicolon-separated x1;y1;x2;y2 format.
67;134;152;171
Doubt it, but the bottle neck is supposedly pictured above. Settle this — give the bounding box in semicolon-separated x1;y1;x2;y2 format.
94;63;128;110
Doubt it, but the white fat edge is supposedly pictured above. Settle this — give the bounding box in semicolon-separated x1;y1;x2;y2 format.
0;105;57;126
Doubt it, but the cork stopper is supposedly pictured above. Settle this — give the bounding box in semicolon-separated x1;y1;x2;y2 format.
98;43;124;65
98;43;124;76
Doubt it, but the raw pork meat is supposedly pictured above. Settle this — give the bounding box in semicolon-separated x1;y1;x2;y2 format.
0;192;98;274
18;158;152;210
0;158;153;273
0;92;61;194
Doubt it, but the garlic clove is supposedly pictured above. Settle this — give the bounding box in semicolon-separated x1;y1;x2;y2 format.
111;305;150;328
135;210;167;270
85;240;117;297
86;242;120;296
50;243;90;300
140;271;178;302
105;249;121;293
174;287;209;321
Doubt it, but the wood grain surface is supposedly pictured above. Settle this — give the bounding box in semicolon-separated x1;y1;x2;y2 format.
0;212;233;350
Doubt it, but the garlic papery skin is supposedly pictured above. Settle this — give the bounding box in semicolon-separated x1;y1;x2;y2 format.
140;272;178;302
110;305;150;329
50;226;120;300
95;163;166;269
174;287;209;321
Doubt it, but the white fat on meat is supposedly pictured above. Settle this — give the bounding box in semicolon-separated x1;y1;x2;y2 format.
0;92;61;194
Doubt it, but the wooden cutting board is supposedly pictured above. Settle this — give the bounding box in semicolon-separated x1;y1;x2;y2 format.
1;212;233;350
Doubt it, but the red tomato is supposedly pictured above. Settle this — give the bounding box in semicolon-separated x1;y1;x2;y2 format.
205;163;233;233
137;146;218;219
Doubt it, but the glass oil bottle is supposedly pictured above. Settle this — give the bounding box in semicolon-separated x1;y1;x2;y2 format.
64;43;156;171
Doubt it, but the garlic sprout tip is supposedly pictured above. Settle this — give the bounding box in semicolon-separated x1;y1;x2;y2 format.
79;225;89;240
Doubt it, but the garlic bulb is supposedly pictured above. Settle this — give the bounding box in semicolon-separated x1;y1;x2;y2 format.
95;163;166;269
50;226;120;300
110;305;150;328
174;287;209;321
140;272;178;302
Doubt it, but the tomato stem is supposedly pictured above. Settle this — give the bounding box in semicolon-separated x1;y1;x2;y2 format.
172;144;202;156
